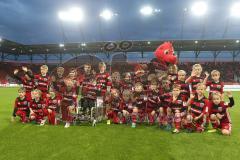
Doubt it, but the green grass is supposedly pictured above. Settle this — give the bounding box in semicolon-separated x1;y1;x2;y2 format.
0;88;239;160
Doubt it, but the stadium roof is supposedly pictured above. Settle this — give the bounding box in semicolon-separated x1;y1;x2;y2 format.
0;38;240;55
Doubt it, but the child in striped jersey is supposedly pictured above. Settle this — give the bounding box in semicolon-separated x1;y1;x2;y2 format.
186;83;209;132
185;64;209;93
208;92;234;135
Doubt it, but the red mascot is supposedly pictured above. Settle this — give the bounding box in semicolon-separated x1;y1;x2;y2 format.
154;41;177;65
150;42;177;72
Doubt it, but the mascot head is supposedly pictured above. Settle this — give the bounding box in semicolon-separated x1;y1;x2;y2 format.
154;42;177;65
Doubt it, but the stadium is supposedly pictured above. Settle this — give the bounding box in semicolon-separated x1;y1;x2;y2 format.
0;0;240;160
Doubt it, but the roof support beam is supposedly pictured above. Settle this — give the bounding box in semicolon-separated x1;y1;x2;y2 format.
194;51;201;62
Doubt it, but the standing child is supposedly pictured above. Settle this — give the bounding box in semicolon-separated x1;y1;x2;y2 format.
185;64;209;93
132;82;147;128
67;68;80;109
111;72;121;91
80;78;97;116
61;78;78;128
34;65;50;100
167;64;178;88
96;62;112;96
133;65;148;88
206;70;224;100
159;79;172;130
51;66;65;99
13;66;34;100
174;70;190;101
146;80;160;125
120;72;133;93
168;84;187;133
80;63;96;114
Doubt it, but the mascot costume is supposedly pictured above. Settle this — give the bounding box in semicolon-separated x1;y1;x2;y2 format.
149;41;177;73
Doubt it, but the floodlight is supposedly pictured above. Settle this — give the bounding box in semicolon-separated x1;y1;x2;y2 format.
58;7;84;22
100;9;114;21
59;43;65;47
140;6;153;16
191;1;208;16
231;2;240;18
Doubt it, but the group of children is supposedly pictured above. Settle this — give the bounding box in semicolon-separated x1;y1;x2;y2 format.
11;62;235;135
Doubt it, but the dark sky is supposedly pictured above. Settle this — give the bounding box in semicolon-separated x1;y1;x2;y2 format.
0;0;240;44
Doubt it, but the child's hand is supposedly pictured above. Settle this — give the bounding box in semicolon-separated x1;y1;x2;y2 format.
173;96;177;102
204;71;209;77
190;93;195;99
68;105;75;111
48;109;52;113
226;91;233;98
13;69;19;75
72;94;77;98
51;75;56;82
22;66;28;72
191;71;196;77
216;113;224;119
194;116;200;121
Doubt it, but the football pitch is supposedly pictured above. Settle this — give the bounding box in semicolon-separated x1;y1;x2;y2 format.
0;87;239;160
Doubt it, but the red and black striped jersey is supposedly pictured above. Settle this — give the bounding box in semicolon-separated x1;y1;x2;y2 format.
96;72;111;90
133;91;147;108
46;97;60;111
168;73;178;86
120;100;133;111
15;97;30;111
82;83;97;100
21;78;34;92
174;80;190;100
80;73;94;87
14;73;34;92
169;96;186;112
107;96;121;110
133;75;148;86
30;98;46;112
187;76;204;93
150;58;168;72
160;92;172;108
208;98;234;123
147;89;161;107
61;86;77;103
206;81;224;95
189;96;209;116
34;74;50;93
52;75;64;93
120;80;134;92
